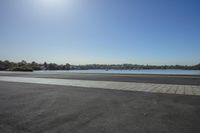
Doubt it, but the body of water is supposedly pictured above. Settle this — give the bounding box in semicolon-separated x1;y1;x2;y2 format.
35;69;200;75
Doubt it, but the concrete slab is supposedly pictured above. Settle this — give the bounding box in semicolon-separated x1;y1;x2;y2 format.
0;76;199;96
184;86;194;95
176;85;185;95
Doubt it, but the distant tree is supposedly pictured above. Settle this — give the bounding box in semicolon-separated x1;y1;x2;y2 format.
0;60;200;71
193;63;200;70
65;63;70;70
18;60;27;66
48;63;58;70
3;60;11;70
0;60;5;70
44;62;48;70
31;61;41;70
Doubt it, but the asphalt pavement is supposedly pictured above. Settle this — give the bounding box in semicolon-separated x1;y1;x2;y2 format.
0;72;200;85
0;81;200;133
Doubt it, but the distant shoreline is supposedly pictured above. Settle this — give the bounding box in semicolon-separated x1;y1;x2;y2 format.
0;60;200;72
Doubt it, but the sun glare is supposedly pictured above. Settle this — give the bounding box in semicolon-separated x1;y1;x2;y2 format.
33;0;73;15
38;0;66;8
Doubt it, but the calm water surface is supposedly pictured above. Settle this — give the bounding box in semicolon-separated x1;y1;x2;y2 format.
35;69;200;75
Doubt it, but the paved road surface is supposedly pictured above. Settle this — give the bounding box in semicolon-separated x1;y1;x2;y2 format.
0;81;200;133
0;76;199;96
0;71;200;85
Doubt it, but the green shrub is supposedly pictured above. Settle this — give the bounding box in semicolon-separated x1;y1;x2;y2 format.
11;67;33;72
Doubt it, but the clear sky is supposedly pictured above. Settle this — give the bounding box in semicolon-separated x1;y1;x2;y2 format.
0;0;200;65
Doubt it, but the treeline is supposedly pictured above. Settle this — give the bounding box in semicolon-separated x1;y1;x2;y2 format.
0;60;70;72
0;60;200;72
71;64;200;70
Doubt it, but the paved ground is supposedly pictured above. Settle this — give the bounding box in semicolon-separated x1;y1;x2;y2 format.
0;71;200;85
0;81;200;133
0;76;199;96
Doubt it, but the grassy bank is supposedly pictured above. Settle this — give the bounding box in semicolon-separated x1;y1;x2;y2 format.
10;67;33;72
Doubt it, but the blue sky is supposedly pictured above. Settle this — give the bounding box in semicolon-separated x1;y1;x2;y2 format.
0;0;200;65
